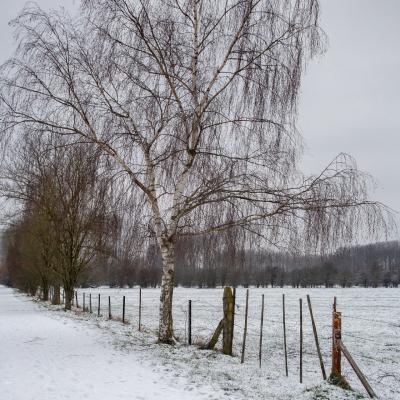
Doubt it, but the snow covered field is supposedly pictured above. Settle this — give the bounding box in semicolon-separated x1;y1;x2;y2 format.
76;286;400;399
1;285;399;399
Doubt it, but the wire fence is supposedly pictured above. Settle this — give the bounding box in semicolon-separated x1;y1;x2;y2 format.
48;286;400;398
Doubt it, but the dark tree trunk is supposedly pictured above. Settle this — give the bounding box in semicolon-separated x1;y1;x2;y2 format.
52;285;61;305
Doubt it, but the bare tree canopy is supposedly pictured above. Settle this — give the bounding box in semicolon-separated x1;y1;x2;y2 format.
0;0;393;342
1;134;118;308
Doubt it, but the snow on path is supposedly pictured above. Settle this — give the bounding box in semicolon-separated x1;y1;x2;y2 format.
0;286;218;400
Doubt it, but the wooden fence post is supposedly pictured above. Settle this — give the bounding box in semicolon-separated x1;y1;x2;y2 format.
240;288;249;364
307;294;326;380
206;320;224;350
122;296;126;323
75;291;79;308
188;300;192;345
259;294;265;367
83;293;86;312
138;288;142;331
283;293;288;376
300;298;303;383
108;296;112;319
331;311;342;378
223;287;234;355
339;341;376;398
89;293;92;313
98;294;101;316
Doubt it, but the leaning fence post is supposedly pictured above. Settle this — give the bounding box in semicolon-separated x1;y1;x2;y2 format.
283;293;288;376
306;294;326;380
97;294;101;316
75;291;79;308
122;296;126;324
300;298;303;383
188;300;192;345
331;310;342;378
259;294;265;368
108;296;112;319
240;288;249;364
339;340;376;398
138;287;142;331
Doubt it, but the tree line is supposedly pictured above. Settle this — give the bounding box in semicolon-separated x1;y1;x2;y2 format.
0;0;393;343
3;213;398;290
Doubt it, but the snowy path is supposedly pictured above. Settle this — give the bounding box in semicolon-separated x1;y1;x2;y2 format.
0;286;218;400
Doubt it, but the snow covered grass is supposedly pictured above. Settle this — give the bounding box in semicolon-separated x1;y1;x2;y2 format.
67;287;400;400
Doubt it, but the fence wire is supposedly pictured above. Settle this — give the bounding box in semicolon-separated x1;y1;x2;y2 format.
57;286;400;396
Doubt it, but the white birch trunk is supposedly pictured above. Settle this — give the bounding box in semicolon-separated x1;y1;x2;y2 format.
158;241;175;343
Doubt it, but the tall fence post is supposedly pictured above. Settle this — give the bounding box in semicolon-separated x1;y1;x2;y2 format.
331;310;342;378
138;288;142;331
122;296;126;324
283;293;288;376
223;287;234;355
259;294;265;368
300;298;303;383
97;294;101;316
83;293;86;312
108;296;112;320
89;293;92;313
240;288;249;364
188;300;192;345
306;294;326;380
230;287;236;355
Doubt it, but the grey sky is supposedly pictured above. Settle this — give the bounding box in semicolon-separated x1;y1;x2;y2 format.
299;0;400;231
1;0;399;235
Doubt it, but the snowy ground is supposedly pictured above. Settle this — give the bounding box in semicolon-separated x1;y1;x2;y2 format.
0;285;225;400
1;285;399;399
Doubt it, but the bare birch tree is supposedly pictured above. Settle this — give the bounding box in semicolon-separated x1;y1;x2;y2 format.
0;1;391;342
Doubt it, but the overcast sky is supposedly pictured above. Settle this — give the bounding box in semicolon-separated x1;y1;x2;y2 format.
299;1;400;231
1;0;399;235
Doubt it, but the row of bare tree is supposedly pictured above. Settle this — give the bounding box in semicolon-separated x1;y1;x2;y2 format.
0;135;119;308
0;0;392;343
101;240;400;289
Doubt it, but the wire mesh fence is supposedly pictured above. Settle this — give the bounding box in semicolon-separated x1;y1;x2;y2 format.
63;286;400;397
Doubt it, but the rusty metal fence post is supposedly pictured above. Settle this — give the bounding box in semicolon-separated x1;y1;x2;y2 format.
331;310;342;377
